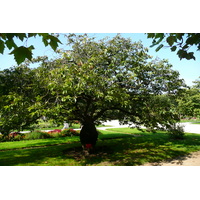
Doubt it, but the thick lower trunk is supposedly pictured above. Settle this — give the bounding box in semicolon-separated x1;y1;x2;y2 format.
80;120;98;152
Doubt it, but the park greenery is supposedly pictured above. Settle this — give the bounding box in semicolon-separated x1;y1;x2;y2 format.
0;128;200;166
0;33;200;160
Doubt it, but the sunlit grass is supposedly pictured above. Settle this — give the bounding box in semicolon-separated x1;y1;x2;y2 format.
0;137;80;151
0;128;200;166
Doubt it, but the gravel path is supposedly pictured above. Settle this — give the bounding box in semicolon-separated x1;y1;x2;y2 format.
102;120;200;134
179;122;200;134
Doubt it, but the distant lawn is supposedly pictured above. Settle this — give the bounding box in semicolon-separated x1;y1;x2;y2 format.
180;119;200;124
20;124;112;131
0;128;200;166
0;136;80;151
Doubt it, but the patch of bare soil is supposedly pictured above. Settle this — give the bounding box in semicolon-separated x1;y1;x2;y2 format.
143;151;200;166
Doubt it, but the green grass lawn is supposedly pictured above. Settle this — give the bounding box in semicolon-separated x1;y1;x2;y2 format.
0;128;200;166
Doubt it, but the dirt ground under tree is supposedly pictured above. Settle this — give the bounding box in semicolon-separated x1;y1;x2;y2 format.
143;150;200;166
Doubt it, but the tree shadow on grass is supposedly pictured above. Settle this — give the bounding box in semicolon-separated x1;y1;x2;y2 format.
0;143;82;166
63;136;194;166
0;133;199;166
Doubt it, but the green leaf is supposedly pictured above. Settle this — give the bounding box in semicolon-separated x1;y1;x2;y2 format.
42;38;49;46
28;33;37;37
49;39;58;51
197;43;200;51
39;34;52;47
175;33;184;40
10;46;33;65
28;45;35;51
170;46;177;52
182;44;189;50
16;33;27;41
0;33;7;40
5;39;17;50
147;33;155;38
6;33;15;40
177;49;187;60
155;44;164;52
155;33;164;39
186;36;196;45
177;49;195;60
48;35;62;51
166;36;176;46
150;39;157;47
0;39;5;54
187;52;195;60
38;33;49;38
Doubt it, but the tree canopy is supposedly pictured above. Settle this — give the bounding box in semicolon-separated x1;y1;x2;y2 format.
0;34;186;147
36;34;184;129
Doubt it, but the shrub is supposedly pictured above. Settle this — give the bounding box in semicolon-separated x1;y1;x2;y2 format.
0;128;80;142
12;133;25;141
9;132;19;137
38;119;59;129
47;129;63;137
47;129;79;137
167;124;185;140
0;134;8;142
0;132;25;142
24;131;52;140
61;129;79;137
48;129;62;133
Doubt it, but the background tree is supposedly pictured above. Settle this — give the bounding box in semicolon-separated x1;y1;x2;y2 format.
147;33;200;60
193;76;200;89
36;34;185;150
0;64;43;135
177;77;200;118
0;33;61;65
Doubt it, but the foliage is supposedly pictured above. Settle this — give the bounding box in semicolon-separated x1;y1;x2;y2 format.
0;33;61;64
35;34;185;135
0;128;79;142
0;132;25;142
193;77;200;89
0;34;186;147
0;65;39;134
19;131;52;140
147;33;200;60
0;65;43;135
177;78;200;118
166;124;185;140
37;119;59;129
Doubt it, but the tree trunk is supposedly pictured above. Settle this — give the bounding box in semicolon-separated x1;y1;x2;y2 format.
80;120;98;153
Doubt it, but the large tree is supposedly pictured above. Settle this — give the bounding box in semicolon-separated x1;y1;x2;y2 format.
35;34;184;150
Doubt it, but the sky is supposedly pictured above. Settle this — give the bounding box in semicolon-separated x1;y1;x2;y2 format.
0;33;199;86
